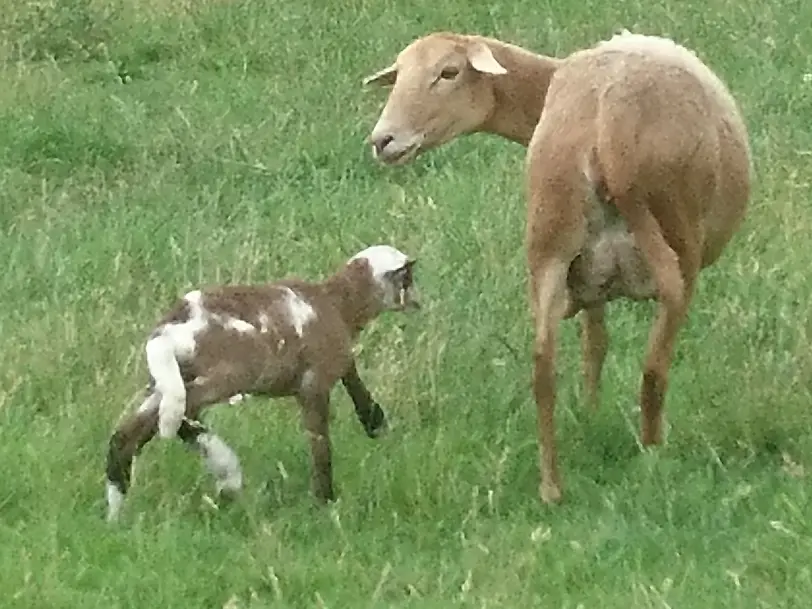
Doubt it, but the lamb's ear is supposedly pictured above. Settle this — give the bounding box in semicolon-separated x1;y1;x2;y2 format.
383;261;414;281
466;41;507;75
363;63;398;87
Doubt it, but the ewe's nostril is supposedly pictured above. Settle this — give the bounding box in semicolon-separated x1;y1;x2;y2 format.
374;134;394;154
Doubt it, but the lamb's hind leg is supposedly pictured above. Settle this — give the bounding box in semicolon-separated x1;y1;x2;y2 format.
180;375;246;497
176;418;242;497
341;361;387;437
105;392;160;522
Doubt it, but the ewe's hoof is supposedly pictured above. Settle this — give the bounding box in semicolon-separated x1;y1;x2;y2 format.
366;404;388;438
540;481;563;505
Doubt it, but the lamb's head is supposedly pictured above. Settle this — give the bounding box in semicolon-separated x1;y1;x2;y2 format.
348;245;420;312
364;33;507;166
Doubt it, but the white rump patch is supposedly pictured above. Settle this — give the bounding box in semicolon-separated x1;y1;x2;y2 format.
105;480;124;522
148;289;209;439
349;244;409;284
197;432;243;494
282;287;316;336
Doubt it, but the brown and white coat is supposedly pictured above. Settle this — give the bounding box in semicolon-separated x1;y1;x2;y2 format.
105;245;419;522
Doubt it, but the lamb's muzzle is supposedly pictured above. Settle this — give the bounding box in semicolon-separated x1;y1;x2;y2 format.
104;244;420;522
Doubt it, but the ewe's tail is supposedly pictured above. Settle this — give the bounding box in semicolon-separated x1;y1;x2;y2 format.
145;334;187;439
582;146;614;205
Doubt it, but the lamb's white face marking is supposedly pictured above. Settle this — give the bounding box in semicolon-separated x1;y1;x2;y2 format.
105;481;124;522
349;244;419;311
349;245;409;284
282;287;316;337
197;433;243;494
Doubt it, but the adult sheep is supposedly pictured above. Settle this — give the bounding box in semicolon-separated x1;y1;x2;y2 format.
363;30;750;503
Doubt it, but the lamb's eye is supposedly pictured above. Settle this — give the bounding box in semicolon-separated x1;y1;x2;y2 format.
440;66;459;80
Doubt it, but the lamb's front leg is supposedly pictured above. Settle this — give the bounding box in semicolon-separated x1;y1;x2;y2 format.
297;391;335;503
341;361;387;438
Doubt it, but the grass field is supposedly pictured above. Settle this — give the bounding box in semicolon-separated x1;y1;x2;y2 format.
1;0;811;607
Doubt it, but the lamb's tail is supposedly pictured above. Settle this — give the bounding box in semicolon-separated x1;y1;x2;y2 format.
145;333;187;439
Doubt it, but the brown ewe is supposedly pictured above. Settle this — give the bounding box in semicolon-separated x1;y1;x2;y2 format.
364;31;750;503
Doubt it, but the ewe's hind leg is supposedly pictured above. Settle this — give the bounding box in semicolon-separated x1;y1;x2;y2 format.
341;361;387;437
611;198;698;446
638;256;698;445
580;305;609;410
105;393;160;522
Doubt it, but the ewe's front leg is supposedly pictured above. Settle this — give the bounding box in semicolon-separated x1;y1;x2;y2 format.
297;392;335;503
341;361;387;438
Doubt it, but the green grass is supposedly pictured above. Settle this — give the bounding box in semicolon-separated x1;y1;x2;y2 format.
0;0;811;606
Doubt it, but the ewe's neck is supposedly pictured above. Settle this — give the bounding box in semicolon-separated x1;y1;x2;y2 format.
323;268;381;338
478;39;562;146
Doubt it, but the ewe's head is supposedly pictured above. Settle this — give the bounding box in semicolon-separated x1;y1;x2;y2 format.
364;33;507;165
348;245;420;312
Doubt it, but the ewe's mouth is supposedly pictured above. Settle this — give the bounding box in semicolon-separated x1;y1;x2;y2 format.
373;141;421;166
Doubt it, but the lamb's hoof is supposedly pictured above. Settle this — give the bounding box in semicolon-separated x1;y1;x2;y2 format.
105;481;125;523
215;470;243;498
365;403;388;438
540;481;563;505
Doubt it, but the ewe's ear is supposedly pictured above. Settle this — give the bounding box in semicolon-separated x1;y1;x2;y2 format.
466;42;507;75
363;64;398;87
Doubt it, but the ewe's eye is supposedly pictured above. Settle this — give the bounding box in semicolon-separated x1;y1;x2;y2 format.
439;66;460;80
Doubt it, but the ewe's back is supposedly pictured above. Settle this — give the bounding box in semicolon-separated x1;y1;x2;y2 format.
531;31;751;267
593;32;747;133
